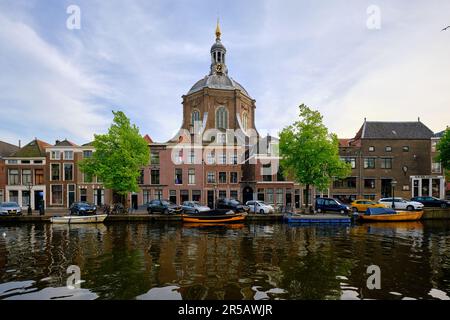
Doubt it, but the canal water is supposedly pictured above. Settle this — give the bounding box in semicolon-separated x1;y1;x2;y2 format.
0;221;449;300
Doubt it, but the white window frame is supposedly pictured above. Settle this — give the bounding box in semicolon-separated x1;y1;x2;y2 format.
188;168;195;185
50;163;61;181
207;172;216;184
207;151;216;164
217;133;227;144
50;184;63;205
21;169;32;185
51;151;61;160
8;169;20;185
63;163;74;181
64;150;74;160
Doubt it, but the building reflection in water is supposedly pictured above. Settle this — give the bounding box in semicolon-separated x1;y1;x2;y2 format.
0;221;449;300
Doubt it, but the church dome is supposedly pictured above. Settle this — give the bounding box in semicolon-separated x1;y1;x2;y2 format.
211;39;226;52
187;74;250;97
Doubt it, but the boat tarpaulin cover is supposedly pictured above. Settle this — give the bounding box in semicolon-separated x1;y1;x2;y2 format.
365;207;397;216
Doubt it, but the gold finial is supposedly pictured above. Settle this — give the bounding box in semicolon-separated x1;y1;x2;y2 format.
215;18;221;39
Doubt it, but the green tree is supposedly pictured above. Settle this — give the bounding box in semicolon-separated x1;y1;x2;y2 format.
436;129;450;176
279;104;351;212
79;111;149;206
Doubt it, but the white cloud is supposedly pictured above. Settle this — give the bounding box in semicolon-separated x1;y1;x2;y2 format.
0;13;110;144
0;0;449;145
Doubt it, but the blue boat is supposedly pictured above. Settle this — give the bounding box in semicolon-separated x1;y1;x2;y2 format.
284;213;351;224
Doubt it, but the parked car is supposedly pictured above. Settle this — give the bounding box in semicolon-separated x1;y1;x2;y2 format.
181;201;210;214
69;202;97;215
411;196;450;208
245;200;274;214
379;198;424;211
147;199;182;214
217;198;249;213
315;198;350;214
0;202;22;216
350;199;387;213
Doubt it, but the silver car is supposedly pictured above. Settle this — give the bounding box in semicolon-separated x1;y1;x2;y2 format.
0;202;22;216
181;201;210;214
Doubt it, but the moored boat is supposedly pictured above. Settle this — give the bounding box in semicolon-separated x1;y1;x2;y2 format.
181;209;246;223
284;213;352;224
358;207;423;222
50;214;108;224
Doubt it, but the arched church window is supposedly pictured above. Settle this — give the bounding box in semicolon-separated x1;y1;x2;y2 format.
242;112;248;132
216;106;228;129
191;110;200;126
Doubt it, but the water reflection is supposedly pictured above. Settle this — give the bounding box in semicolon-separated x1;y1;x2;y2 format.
0;221;449;300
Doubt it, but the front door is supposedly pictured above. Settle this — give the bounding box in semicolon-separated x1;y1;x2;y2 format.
34;190;43;210
132;194;138;210
68;185;75;207
285;192;292;209
243;187;253;204
381;179;392;198
295;190;300;209
207;190;214;209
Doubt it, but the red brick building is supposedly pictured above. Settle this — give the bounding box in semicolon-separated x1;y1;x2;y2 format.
0;140;19;203
134;24;304;210
332;121;446;202
44;139;113;210
3;139;49;210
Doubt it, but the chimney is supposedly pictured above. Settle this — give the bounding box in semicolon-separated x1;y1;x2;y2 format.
55;140;60;145
18;140;21;148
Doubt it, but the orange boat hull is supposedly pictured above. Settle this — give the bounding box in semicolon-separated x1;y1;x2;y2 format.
359;210;424;222
182;213;246;223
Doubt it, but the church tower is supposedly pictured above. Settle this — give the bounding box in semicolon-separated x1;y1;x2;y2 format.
177;21;258;138
209;20;228;76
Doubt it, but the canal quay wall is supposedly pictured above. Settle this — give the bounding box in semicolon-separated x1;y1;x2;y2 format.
0;212;285;223
0;208;449;223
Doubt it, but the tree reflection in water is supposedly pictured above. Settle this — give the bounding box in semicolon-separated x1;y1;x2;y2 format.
0;221;450;300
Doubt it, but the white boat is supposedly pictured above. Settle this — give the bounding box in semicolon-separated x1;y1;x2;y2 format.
50;214;108;224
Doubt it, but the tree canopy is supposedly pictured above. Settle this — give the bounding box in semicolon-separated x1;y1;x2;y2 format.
79;111;150;199
436;128;450;176
279;104;351;208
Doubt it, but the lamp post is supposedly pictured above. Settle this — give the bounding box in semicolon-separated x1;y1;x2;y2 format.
26;181;33;215
391;179;397;210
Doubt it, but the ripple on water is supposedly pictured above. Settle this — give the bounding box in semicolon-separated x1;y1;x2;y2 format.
4;286;98;300
0;280;35;298
428;288;450;300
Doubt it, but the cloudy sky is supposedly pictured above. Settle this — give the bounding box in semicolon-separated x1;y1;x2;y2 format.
0;0;449;146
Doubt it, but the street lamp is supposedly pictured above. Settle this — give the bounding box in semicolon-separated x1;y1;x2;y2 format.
391;179;397;209
26;181;33;215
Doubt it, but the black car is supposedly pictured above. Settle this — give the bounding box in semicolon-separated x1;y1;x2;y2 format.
411;196;450;208
216;198;249;213
69;202;97;215
147;199;182;215
315;197;351;214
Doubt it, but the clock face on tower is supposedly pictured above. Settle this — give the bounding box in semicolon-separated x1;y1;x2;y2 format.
215;63;223;73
